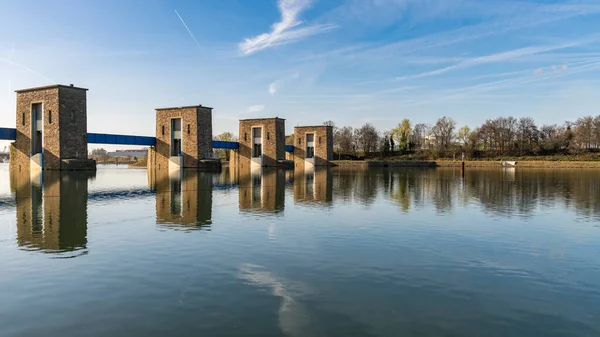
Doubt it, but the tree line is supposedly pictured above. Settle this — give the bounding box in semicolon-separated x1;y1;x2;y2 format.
326;115;600;159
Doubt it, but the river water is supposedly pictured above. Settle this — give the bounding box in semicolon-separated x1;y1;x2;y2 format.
0;163;599;337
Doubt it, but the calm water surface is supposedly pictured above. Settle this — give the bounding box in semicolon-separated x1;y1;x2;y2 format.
1;163;599;337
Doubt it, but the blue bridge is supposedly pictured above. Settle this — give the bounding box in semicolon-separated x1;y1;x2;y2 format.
1;127;294;152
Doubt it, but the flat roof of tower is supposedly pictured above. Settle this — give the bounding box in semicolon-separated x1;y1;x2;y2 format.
155;105;213;110
15;84;88;93
239;117;285;121
295;125;333;128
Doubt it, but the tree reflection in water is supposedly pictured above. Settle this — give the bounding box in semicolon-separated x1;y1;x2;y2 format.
333;167;600;220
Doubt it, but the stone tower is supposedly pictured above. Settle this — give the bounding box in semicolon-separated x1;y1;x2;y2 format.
293;125;333;168
236;118;286;169
11;84;95;171
151;105;213;171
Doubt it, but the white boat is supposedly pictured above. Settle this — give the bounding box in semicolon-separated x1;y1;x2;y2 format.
501;161;517;167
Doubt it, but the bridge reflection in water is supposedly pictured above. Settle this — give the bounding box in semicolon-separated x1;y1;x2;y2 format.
11;170;91;257
7;166;600;258
7;166;334;256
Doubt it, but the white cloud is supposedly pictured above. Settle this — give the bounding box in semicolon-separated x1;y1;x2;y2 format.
269;71;300;95
396;60;600;107
239;0;336;55
247;105;265;113
269;81;279;95
269;71;301;95
395;41;590;81
340;1;600;62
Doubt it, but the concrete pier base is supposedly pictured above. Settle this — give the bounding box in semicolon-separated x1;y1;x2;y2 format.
169;156;182;172
60;159;96;171
198;159;221;171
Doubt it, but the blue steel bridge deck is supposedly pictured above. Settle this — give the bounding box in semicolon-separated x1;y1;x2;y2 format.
0;127;294;152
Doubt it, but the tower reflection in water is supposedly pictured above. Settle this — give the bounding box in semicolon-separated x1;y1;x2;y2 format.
151;169;213;230
293;166;333;206
11;170;91;257
238;167;286;214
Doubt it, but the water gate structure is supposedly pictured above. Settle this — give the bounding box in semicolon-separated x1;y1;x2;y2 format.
0;84;332;172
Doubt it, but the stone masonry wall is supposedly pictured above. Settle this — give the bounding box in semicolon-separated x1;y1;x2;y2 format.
155;106;212;169
14;87;60;170
197;107;213;160
293;126;333;168
238;118;285;168
275;119;285;163
13;85;89;171
58;86;88;160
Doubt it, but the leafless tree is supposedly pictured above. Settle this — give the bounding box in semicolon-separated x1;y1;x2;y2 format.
356;123;380;157
335;126;354;155
412;123;430;150
594;115;600;149
539;124;566;153
517;117;538;155
574;116;595;150
431;116;456;151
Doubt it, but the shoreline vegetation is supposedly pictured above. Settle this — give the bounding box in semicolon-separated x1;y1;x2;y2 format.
311;116;600;165
332;160;600;169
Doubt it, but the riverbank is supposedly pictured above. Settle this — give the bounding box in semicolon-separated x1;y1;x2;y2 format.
124;158;600;169
434;160;600;168
128;160;147;168
333;160;600;169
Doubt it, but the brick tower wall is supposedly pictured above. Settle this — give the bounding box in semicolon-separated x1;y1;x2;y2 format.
58;86;88;160
293;125;333;168
154;106;213;169
238;118;285;168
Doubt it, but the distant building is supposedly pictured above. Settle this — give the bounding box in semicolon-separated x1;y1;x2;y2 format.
107;149;148;157
423;135;437;150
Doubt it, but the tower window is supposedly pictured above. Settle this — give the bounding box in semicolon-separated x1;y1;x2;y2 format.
22;112;25;126
162;125;165;136
187;124;191;134
70;110;75;122
48;111;52;124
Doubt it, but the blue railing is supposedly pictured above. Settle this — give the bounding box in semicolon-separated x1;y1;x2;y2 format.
87;133;157;146
1;127;298;154
212;140;239;149
0;127;16;140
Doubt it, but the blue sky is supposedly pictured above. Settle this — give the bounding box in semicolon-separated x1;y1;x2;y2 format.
2;0;600;150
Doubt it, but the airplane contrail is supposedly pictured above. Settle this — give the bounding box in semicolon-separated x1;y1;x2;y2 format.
175;10;201;50
0;58;56;84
